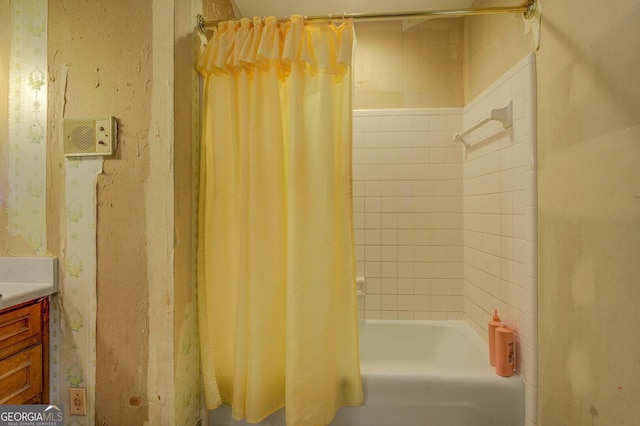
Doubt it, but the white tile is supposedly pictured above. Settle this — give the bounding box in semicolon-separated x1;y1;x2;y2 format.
395;132;414;148
365;245;381;262
431;295;448;311
364;261;381;277
413;147;431;164
380;279;398;294
397;311;415;320
353;213;365;229
380;310;398;320
413;131;431;147
381;246;397;261
353;132;366;148
414;279;429;295
431;311;448;320
431;131;448;147
446;295;462;311
353;196;364;213
378;116;396;132
397;230;414;245
398;262;414;278
381;229;398;245
363;165;381;181
365;197;381;213
381;295;398;310
364;229;381;245
398;278;415;294
397;246;414;262
380;213;398;229
364;213;381;229
364;310;381;320
398;295;415;311
364;181;381;196
396;213;415;230
413;115;431;131
414;296;430;312
353;79;536;325
352;116;368;133
446;114;462;132
364;278;381;294
362;116;382;132
365;294;381;310
430;115;447;131
364;132;383;148
380;261;398;278
352;164;366;181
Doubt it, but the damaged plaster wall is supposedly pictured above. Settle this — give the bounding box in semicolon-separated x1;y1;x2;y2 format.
48;0;237;423
47;0;164;423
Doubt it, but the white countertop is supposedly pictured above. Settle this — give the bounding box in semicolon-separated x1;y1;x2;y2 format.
0;257;58;311
0;281;56;310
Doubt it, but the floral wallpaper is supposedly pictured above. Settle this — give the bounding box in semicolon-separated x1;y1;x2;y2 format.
60;158;102;425
7;0;47;253
6;0;64;409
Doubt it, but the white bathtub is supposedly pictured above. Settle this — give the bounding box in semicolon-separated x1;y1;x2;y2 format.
331;320;524;426
208;320;524;426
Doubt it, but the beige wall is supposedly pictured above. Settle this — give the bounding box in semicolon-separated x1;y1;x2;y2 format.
354;19;464;109
536;1;640;424
0;3;8;255
463;0;532;104
468;0;640;424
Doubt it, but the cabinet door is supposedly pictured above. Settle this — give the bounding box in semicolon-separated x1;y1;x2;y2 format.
0;303;42;349
0;344;43;404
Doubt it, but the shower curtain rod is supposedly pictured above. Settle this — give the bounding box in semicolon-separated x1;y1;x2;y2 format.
197;0;536;33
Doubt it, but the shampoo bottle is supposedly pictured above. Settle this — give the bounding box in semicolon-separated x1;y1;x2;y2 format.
495;324;516;377
488;309;501;366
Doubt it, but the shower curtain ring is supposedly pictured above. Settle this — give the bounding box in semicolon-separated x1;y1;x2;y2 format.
197;14;206;34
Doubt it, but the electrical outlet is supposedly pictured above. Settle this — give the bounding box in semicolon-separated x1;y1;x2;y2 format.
69;387;87;416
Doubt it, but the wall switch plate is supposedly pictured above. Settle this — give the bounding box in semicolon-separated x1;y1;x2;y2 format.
63;116;117;157
94;118;114;154
69;387;87;416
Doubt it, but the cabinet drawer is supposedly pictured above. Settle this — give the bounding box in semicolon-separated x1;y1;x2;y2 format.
0;344;43;404
0;303;42;348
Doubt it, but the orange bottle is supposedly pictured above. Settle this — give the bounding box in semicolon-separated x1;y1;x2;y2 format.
495;324;516;377
488;309;501;366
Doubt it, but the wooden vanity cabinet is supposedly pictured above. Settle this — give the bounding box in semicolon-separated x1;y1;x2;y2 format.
0;297;49;404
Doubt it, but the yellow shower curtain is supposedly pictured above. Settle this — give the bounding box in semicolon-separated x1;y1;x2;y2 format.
196;15;362;426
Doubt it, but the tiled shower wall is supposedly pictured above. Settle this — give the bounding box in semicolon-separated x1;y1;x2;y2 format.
353;108;465;320
462;53;537;426
352;54;537;425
